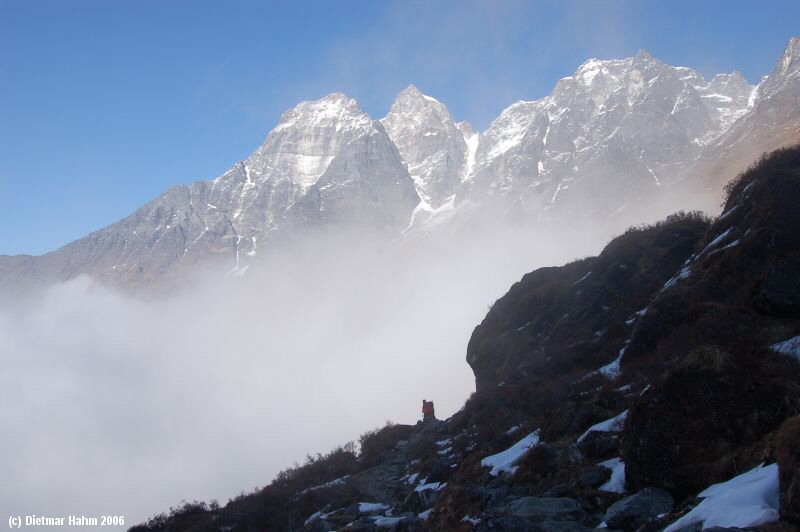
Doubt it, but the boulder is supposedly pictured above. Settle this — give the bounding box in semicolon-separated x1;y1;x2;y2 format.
578;466;611;488
603;487;673;530
541;485;570;498
577;431;619;460
504;497;583;521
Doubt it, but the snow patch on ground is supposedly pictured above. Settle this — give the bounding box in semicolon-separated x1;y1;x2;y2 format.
598;457;626;493
598;343;629;379
663;265;691;290
304;510;326;527
415;481;447;492
698;227;733;257
771;335;800;361
664;463;779;531
358;502;390;513
573;271;592;285
372;516;405;527
718;205;738;221
481;430;541;476
577;410;628;443
299;475;349;494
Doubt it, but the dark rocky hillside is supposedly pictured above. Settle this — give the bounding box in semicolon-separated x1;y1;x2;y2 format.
130;146;800;531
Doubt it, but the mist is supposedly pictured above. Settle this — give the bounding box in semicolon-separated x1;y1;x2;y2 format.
0;213;616;530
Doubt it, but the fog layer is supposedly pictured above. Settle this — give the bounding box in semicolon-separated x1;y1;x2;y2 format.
0;219;610;529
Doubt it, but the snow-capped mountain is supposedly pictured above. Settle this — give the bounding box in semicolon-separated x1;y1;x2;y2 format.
0;94;419;287
687;37;800;195
2;38;798;289
381;85;472;213
463;50;755;219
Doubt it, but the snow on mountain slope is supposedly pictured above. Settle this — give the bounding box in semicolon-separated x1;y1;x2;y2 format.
459;50;756;219
685;36;800;197
381;85;470;209
0;93;418;287
3;38;799;290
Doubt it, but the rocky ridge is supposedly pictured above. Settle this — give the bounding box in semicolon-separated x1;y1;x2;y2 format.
2;39;799;291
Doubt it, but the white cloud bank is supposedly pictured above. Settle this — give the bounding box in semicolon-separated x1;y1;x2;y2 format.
0;220;607;529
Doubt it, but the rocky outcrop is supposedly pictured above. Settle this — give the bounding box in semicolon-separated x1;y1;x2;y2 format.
602;487;673;530
466;213;708;393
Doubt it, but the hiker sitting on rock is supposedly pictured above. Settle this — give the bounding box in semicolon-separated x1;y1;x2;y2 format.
422;399;435;421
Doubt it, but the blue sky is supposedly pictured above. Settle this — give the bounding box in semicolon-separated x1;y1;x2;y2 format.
1;0;798;255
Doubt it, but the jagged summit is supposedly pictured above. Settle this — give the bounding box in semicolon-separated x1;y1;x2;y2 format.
756;36;800;97
462;45;760;219
2;40;798;290
394;84;440;103
384;85;450;119
683;37;800;196
249;92;375;191
382;85;468;208
780;36;800;75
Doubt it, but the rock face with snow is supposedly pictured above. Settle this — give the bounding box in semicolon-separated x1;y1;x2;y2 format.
381;85;471;210
687;36;800;196
0;94;419;288
2;39;799;291
462;50;756;220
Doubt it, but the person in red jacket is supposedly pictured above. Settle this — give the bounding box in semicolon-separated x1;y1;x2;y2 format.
422;399;435;421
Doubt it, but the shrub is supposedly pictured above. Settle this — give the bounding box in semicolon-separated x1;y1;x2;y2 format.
623;346;800;501
273;441;359;491
358;421;413;466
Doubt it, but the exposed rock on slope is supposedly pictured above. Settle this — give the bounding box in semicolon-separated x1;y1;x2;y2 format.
466;211;709;394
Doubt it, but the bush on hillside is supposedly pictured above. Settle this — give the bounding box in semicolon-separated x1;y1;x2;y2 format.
358;421;413;467
623;345;800;500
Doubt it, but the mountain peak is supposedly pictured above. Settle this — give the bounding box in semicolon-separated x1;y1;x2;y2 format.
778;36;800;75
393;84;441;106
273;92;371;134
399;84;422;96
382;85;465;207
303;92;364;115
